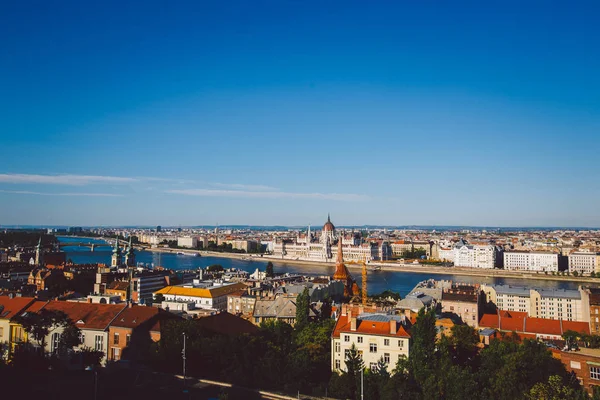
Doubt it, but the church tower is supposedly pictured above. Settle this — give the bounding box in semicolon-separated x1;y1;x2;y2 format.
34;237;44;266
125;236;136;267
111;238;122;267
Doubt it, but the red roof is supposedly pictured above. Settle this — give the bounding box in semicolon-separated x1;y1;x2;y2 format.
195;312;258;336
332;314;410;339
0;296;36;320
40;301;126;331
479;312;590;337
111;306;168;332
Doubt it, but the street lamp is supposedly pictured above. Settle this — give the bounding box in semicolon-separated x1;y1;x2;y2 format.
182;332;187;392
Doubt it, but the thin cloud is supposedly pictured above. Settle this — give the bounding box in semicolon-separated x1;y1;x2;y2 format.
166;188;369;201
0;173;136;185
210;183;279;191
0;190;123;197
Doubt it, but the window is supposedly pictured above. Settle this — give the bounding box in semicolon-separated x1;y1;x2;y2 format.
114;332;120;345
398;340;404;348
384;353;390;364
345;349;350;358
126;334;131;346
95;335;104;352
369;343;377;353
591;366;600;380
111;347;120;360
370;362;378;370
357;336;363;343
335;359;340;370
335;342;340;353
384;339;389;346
344;335;350;342
51;332;60;354
0;327;3;338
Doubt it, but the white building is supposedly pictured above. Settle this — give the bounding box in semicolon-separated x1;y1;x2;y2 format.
272;215;391;263
331;308;411;374
177;236;198;248
503;251;559;272
569;252;600;275
154;281;247;312
453;242;496;269
481;284;590;322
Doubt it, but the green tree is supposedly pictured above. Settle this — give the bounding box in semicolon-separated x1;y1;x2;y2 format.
265;261;274;278
409;308;437;386
526;375;586;400
295;287;310;330
14;309;72;350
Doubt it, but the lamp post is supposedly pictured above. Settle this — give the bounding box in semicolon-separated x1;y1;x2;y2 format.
361;367;364;400
182;332;187;392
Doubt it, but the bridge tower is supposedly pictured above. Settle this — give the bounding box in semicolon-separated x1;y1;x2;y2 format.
91;243;95;252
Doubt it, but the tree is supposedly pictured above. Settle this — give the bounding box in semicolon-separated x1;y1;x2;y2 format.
207;264;224;272
154;293;165;304
573;271;579;277
14;309;72;350
526;375;586;400
591;272;597;278
265;261;274;278
344;343;364;399
409;308;437;386
295;287;310;330
320;295;332;321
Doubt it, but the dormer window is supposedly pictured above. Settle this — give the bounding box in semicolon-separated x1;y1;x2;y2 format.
77;319;85;324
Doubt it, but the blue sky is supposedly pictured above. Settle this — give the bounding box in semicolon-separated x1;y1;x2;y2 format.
1;1;599;227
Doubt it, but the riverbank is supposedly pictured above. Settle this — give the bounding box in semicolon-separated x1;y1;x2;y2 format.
142;247;600;285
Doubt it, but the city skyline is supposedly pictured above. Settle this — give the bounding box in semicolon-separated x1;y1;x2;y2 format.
2;1;600;226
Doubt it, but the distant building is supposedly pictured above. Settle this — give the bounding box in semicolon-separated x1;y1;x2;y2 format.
481;284;589;322
569;252;600;275
452;240;497;269
503;250;559;272
331;307;411;374
272;215;391;263
155;281;247;312
227;290;256;316
561;348;600;395
479;311;590;340
177;236;198;248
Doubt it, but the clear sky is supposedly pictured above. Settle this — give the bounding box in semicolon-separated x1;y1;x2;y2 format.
1;1;599;227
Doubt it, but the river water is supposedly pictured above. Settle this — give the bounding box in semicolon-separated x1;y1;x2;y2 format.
59;236;589;297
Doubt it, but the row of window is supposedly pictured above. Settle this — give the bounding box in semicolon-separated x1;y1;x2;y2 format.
342;335;404;349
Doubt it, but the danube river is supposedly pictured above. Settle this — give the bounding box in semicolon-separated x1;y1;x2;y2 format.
59;237;587;297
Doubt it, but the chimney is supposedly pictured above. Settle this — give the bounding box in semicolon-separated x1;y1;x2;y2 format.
390;319;397;335
347;309;352;321
350;315;357;331
342;304;348;317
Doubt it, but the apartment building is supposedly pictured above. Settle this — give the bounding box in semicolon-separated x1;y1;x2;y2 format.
155;281;247;312
177;236;198;248
569;252;600;275
503;251;559;272
453;242;497;269
331;308;411;374
441;286;481;328
481;284;590;322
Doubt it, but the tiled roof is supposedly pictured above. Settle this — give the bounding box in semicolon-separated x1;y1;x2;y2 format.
0;296;36;320
441;291;477;303
479;312;590;336
111;306;166;331
41;301;127;331
195;312;258;336
332;314;410;339
155;283;247;298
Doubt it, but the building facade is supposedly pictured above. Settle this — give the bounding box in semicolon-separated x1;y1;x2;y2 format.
569;252;600;275
155;282;247;312
503;251;559;272
481;284;589;322
331;308;411;374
